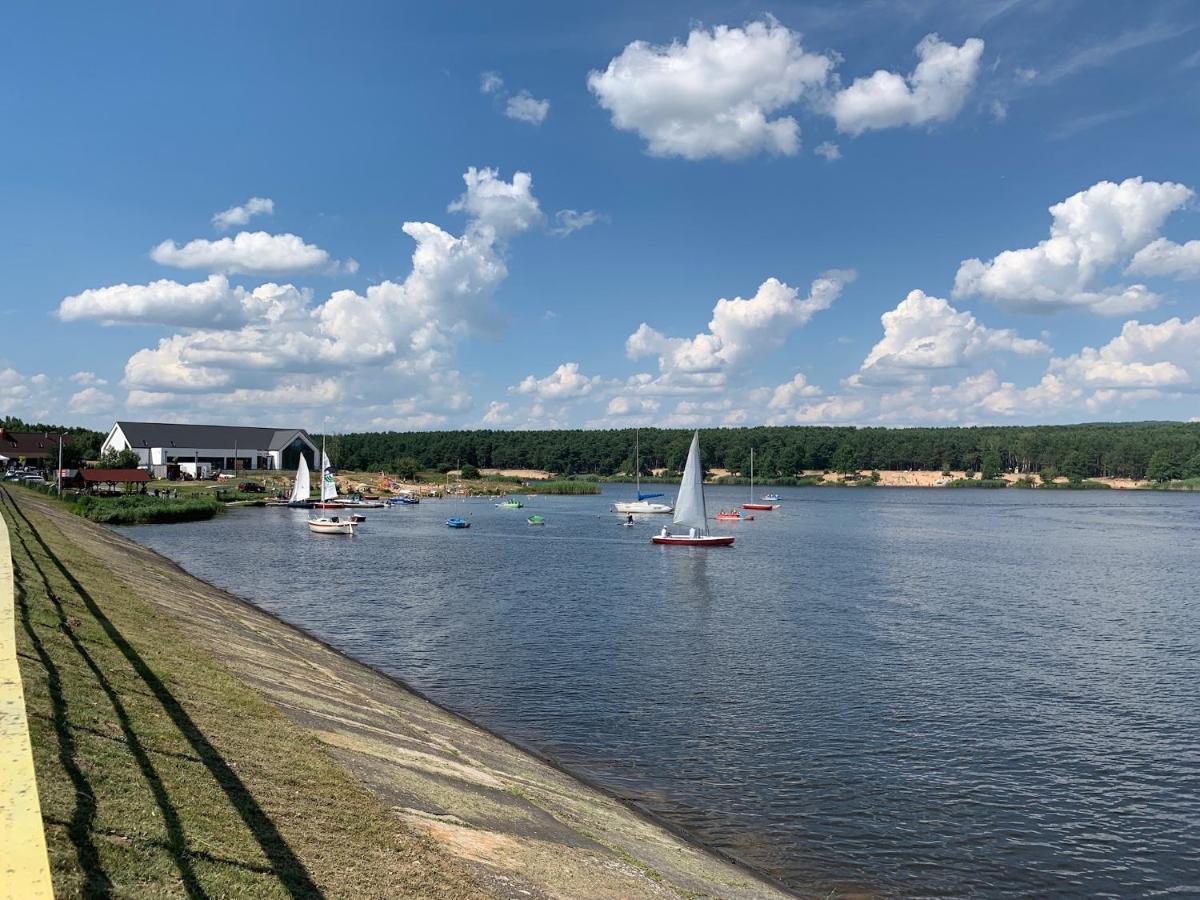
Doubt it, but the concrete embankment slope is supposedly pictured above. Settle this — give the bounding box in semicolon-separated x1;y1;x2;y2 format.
3;487;791;899
0;500;53;898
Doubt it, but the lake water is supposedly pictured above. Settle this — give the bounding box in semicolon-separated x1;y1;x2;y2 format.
120;485;1200;896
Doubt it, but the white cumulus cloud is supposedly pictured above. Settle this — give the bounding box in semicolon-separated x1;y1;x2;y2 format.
505;91;550;125
68;387;116;414
627;271;854;379
588;18;834;160
151;231;335;276
58;275;309;329
513;362;602;401
832;34;984;136
212;197;274;230
954;176;1194;315
1127;238;1200;279
858;289;1047;381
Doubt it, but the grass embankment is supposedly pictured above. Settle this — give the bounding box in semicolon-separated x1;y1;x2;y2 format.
72;494;223;525
0;486;481;898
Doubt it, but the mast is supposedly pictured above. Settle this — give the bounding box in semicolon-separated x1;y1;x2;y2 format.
635;428;640;497
750;447;754;501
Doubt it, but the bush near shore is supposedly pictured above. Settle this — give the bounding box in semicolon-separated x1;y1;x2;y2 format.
524;480;601;495
72;494;222;524
946;478;1009;488
1039;479;1113;490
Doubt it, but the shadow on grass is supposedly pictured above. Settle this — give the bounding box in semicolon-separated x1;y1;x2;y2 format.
2;487;322;898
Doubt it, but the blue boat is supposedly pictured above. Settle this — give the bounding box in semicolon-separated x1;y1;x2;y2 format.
388;496;420;505
446;517;470;529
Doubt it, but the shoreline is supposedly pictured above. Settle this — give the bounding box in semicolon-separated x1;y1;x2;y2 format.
6;487;799;899
126;525;801;898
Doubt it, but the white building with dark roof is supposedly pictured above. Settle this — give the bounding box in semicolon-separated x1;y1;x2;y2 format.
100;421;318;471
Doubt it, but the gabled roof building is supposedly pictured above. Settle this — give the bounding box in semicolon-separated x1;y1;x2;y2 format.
101;421;317;471
0;428;71;463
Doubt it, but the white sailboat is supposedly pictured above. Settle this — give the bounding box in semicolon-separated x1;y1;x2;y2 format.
651;431;734;547
614;428;673;514
309;434;356;534
286;453;312;507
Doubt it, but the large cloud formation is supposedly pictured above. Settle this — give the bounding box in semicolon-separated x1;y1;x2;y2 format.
588;18;834;160
60;168;541;428
954;177;1194;315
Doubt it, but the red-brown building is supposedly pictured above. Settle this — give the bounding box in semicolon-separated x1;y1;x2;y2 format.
0;429;72;465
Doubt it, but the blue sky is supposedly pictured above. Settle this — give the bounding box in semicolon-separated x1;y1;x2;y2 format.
2;0;1199;431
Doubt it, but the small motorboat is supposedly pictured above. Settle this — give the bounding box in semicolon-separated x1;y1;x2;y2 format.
388;492;420;505
742;503;777;511
308;516;355;535
446;517;470;529
527;514;545;526
715;510;744;521
763;493;781;502
496;499;523;509
350;513;366;524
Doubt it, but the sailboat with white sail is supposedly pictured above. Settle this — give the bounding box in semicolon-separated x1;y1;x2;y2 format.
651;431;734;547
614;428;673;514
286;453;313;507
308;435;357;534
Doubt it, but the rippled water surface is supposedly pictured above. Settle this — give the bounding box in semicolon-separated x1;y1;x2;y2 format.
121;486;1200;896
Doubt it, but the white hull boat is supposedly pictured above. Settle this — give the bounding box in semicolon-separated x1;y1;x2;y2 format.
613;499;674;514
617;428;673;515
308;516;356;534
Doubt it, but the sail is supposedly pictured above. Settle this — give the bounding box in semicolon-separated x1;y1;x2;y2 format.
288;454;310;503
672;431;708;533
321;451;338;501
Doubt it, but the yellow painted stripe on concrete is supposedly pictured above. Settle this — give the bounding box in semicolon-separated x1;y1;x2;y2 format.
0;511;54;899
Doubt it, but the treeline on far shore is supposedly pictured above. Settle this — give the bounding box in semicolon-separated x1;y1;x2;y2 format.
8;416;1200;484
321;421;1200;483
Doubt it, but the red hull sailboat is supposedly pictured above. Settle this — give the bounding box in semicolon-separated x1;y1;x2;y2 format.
741;448;778;511
650;431;735;547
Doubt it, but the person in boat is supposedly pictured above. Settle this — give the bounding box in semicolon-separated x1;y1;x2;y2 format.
627;513;634;525
660;525;668;537
689;527;697;538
